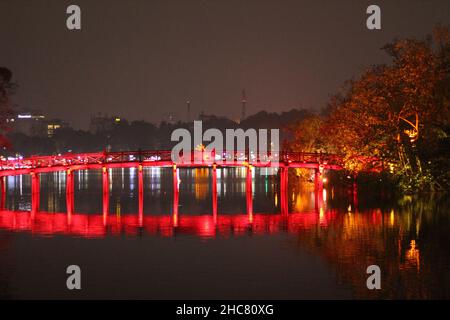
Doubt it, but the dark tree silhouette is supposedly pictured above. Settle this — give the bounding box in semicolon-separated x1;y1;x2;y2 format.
0;67;15;149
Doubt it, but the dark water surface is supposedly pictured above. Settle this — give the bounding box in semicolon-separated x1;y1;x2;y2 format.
0;168;449;299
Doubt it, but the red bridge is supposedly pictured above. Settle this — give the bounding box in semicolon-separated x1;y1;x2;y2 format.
0;150;377;218
0;150;346;173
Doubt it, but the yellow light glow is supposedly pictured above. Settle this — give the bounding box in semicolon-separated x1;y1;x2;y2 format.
406;240;420;272
195;144;205;151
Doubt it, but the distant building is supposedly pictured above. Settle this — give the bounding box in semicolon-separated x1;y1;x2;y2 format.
89;113;122;134
8;108;45;136
8;108;68;137
198;112;217;122
45;118;68;137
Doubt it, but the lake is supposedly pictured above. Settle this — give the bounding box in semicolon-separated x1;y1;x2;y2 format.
0;167;448;299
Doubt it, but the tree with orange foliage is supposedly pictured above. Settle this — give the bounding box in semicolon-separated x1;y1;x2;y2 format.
322;25;450;191
285;114;326;153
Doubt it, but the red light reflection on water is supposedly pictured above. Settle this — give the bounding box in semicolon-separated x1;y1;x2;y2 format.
0;209;337;239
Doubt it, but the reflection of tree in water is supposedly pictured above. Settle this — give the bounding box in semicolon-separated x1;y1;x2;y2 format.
295;195;450;299
194;168;210;201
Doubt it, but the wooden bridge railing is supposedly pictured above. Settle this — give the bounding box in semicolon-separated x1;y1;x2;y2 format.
0;150;346;171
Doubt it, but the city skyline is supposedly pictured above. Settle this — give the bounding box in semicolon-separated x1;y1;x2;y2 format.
1;0;449;129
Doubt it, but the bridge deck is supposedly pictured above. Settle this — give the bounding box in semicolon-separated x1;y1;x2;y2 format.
0;150;347;177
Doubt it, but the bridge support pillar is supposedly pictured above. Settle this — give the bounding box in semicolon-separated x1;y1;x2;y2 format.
102;166;109;224
246;165;253;219
314;167;324;211
314;187;324;212
0;176;5;209
314;167;324;193
280;166;288;215
172;164;179;227
212;164;217;224
66;169;75;221
138;164;144;226
31;172;40;215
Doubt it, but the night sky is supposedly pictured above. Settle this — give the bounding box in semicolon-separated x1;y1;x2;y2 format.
0;0;449;129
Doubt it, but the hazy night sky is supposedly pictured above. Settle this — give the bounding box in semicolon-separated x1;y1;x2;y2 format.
0;0;449;129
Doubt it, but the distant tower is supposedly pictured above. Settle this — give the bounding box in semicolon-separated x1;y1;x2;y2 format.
241;89;247;121
186;100;191;122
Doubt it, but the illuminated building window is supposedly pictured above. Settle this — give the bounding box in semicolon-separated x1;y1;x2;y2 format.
47;124;62;137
